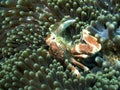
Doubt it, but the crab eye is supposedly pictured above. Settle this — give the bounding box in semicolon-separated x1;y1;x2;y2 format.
53;37;55;39
50;33;56;40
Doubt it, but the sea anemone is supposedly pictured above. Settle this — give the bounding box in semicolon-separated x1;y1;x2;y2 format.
0;0;120;89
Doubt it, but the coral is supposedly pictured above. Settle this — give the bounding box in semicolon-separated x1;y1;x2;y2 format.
0;0;120;90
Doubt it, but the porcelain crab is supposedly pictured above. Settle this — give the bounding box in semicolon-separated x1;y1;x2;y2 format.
45;19;101;77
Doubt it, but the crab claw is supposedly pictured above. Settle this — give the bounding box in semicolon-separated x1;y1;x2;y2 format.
82;29;101;53
71;29;101;58
82;29;101;54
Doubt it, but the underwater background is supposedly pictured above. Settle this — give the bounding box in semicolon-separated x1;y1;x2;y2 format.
0;0;120;90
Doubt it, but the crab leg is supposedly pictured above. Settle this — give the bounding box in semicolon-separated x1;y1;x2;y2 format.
69;64;81;77
70;58;89;71
73;54;89;58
